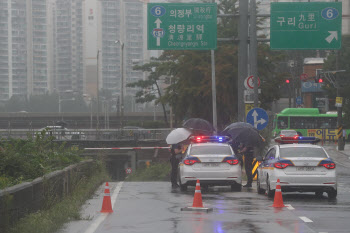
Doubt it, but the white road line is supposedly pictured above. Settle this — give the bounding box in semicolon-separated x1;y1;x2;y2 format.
84;182;124;233
285;204;295;210
299;216;313;223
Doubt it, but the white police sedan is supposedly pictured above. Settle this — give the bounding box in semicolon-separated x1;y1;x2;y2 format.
257;141;337;199
178;136;242;192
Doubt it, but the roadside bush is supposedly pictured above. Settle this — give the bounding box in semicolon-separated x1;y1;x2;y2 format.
0;130;82;189
125;162;171;181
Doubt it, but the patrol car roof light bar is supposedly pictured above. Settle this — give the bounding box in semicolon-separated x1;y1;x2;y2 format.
275;136;320;144
189;136;231;143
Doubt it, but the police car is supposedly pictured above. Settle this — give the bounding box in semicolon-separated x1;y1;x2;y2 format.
256;136;337;199
177;136;242;192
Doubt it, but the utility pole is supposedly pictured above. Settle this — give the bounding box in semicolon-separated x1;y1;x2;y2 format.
336;51;344;150
238;0;248;121
250;0;258;108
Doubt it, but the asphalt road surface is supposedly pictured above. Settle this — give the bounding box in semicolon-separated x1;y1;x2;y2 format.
59;145;350;233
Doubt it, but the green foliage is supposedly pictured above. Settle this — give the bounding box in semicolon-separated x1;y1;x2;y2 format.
8;161;109;233
125;162;171;181
0;130;82;189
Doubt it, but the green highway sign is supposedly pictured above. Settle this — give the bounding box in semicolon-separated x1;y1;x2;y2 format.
270;2;342;50
147;3;217;50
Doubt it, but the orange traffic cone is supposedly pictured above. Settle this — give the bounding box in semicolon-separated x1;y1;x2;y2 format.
192;179;203;208
181;179;213;212
271;179;286;208
100;182;113;213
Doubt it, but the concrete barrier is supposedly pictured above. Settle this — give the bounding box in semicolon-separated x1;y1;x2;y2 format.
0;159;94;231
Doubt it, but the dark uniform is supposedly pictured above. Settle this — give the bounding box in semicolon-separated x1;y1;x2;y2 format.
242;146;254;187
170;144;181;188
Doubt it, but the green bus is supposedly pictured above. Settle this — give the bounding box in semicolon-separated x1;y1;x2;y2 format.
272;108;347;141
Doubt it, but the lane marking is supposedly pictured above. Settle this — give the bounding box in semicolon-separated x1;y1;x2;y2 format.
84;182;124;233
285;204;295;210
299;216;313;223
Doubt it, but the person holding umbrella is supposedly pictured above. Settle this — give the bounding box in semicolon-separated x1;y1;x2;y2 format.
166;128;192;188
170;143;183;188
238;143;254;188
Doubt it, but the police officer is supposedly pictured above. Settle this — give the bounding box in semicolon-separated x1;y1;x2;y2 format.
170;144;182;188
239;144;254;188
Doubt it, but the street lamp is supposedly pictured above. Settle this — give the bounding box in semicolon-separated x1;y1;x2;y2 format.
96;50;100;134
115;40;124;128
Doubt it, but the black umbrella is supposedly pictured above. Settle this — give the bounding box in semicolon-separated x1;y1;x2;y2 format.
221;123;263;147
223;122;258;132
182;118;215;134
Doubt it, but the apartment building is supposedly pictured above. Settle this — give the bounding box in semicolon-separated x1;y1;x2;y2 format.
83;0;150;112
0;0;51;101
54;0;84;94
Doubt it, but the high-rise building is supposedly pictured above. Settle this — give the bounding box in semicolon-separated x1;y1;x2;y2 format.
83;0;150;112
53;0;84;94
0;0;52;101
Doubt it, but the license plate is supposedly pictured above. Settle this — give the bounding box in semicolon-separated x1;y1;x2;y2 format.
296;167;315;171
203;163;220;167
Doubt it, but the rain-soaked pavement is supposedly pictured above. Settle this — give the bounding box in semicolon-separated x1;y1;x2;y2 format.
59;144;350;233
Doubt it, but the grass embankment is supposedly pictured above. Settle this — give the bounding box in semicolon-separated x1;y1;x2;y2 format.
125;162;171;181
8;161;109;233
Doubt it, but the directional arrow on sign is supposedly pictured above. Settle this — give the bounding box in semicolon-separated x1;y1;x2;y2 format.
325;31;338;44
154;18;162;46
155;18;162;28
252;110;267;128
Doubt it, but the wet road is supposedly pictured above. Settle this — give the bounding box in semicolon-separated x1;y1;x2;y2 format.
59;146;350;233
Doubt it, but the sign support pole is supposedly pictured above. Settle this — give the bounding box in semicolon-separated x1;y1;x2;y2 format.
211;0;217;132
250;0;258;108
238;0;248;121
336;47;344;151
211;50;217;132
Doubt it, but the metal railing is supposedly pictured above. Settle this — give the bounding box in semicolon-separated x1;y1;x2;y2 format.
0;128;172;141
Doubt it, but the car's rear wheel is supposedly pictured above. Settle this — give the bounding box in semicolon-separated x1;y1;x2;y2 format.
178;176;187;191
327;189;337;199
257;174;265;194
266;177;275;198
231;183;242;192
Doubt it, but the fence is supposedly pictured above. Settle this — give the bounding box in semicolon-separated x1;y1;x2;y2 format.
0;128;172;141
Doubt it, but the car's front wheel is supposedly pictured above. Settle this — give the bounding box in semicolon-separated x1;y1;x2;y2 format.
327;189;337;199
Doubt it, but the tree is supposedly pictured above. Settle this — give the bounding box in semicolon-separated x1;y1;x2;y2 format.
127;61;169;125
129;0;287;129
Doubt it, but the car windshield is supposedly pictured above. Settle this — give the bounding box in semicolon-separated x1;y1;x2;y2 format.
280;147;327;158
190;145;232;155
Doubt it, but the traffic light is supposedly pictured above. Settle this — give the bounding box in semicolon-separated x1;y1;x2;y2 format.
315;69;324;83
285;79;290;84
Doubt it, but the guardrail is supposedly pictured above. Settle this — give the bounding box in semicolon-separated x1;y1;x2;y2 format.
0;128;172;141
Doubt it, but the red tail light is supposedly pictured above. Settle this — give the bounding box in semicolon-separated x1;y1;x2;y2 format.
320;163;336;169
280;135;285;137
225;159;239;165
274;162;293;169
184;159;199;165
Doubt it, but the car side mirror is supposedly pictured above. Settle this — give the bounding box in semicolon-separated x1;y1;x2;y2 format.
255;156;263;162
